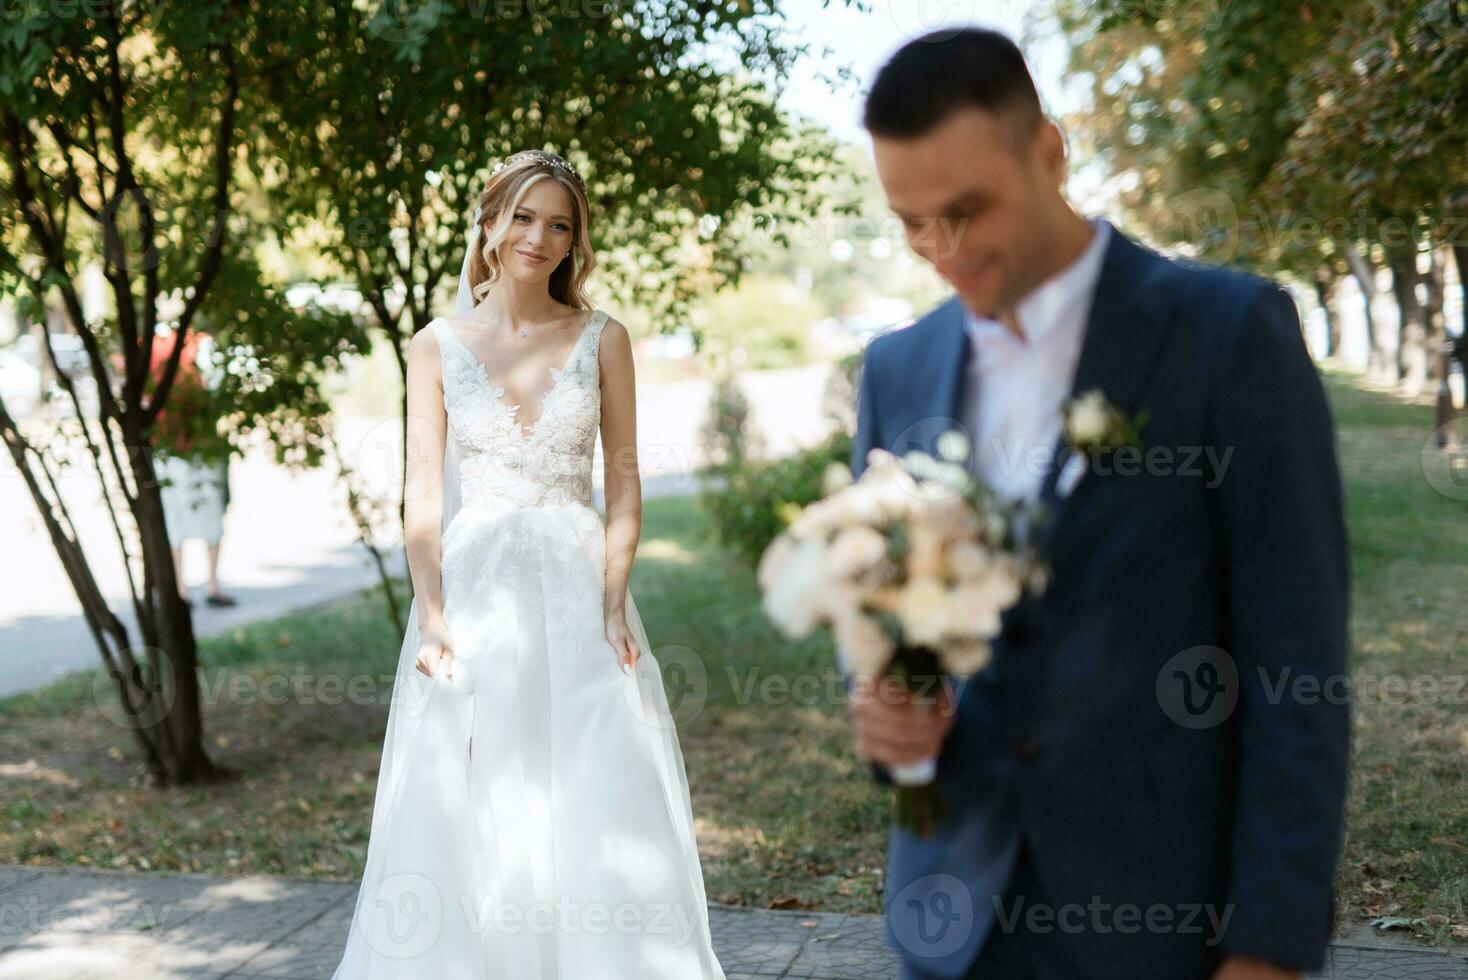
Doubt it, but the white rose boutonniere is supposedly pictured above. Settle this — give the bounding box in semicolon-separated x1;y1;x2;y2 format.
1056;389;1149;496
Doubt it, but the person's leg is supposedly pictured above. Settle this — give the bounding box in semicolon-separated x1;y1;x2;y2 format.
204;536;237;605
201;454;234;604
956;844;1041;979
171;544;188;601
205;539;224;597
899;853;1036;980
1004;845;1090;980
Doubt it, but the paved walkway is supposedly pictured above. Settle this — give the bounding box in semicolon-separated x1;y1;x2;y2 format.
0;865;1464;979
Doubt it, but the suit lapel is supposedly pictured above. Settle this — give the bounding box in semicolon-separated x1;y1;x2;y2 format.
1033;221;1173;552
929;295;967;440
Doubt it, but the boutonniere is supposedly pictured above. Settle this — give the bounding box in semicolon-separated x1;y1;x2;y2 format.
1056;389;1149;496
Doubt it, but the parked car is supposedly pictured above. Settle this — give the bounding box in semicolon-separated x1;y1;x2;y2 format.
0;347;43;414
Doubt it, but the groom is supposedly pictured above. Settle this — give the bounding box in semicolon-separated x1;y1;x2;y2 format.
844;27;1350;980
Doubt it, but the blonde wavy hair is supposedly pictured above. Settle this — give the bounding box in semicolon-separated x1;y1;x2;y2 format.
467;150;596;310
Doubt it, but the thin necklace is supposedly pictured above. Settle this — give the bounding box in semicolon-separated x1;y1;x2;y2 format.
472;306;551;338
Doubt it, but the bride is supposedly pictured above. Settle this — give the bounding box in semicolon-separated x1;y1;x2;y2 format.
332;150;727;979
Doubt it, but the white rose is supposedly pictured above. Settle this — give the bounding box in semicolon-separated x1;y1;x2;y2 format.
756;532;795;592
760;535;830;639
826;526;889;578
790;495;841;537
877;481;918;523
895;575;947;648
818;582;868;620
926;495;976;540
842;485;885;526
1067;389;1111;446
982;559;1024;610
950;568;1020;639
822;461;853;496
946;541;992;580
940;640;992;677
935;429;972;464
834;610;895;677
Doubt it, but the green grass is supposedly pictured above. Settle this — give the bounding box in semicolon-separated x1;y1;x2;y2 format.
0;371;1464;939
1321;372;1468;945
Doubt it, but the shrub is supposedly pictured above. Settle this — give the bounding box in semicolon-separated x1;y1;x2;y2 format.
699;428;854;568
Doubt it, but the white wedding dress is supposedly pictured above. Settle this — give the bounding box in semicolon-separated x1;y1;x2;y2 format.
332;308;726;979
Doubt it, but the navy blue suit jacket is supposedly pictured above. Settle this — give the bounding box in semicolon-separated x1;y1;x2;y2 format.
846;219;1351;979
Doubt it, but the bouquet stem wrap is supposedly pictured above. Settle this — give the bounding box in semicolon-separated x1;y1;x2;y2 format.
888;643;946;838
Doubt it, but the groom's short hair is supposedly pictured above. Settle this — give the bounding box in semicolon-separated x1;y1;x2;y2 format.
863;28;1044;151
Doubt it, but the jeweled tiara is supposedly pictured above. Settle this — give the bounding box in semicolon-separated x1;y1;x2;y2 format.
491;150;584;186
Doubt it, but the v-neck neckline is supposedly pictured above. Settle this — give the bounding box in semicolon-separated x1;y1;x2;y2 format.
437;309;599;442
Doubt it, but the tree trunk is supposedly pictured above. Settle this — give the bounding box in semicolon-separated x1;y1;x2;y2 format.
1343;241;1392;380
1386;246;1429;395
1454;244;1468;380
126;425;229;786
1313;266;1342;360
1424;246;1448;385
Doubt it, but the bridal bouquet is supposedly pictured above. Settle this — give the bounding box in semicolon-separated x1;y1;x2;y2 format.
756;432;1046;837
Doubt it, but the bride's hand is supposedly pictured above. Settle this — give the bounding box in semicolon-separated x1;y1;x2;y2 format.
414;626;454;680
605;613;640;675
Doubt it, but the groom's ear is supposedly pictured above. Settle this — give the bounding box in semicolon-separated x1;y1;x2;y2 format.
1029;119;1070;192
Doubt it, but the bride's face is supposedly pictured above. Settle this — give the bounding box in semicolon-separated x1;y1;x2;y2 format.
496;178;576;286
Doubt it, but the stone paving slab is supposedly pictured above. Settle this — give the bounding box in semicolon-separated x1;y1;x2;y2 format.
0;865;1465;979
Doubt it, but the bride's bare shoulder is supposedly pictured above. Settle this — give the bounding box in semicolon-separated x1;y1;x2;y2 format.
410;319;445;352
594;310;634;371
595;308;630;341
408;320;449;382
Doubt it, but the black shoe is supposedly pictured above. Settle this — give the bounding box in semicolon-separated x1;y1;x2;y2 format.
205;592;237;607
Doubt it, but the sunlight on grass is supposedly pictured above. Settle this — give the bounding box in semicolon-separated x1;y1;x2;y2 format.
637;537;700;564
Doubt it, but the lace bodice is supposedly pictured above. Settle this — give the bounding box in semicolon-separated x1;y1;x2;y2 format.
431;310;608;514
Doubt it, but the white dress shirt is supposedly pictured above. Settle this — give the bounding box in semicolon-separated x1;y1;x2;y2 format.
961;217;1111;502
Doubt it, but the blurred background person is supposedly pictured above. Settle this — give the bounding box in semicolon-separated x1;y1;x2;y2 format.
150;326;238;608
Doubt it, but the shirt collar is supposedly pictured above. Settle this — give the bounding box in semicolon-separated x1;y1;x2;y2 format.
964;216;1111;348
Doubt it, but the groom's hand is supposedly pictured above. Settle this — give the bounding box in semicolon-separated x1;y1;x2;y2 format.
1211;955;1302;980
848;674;956;767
